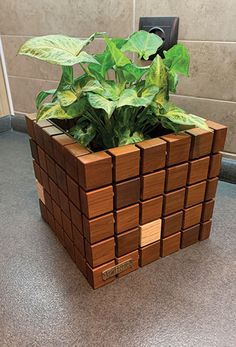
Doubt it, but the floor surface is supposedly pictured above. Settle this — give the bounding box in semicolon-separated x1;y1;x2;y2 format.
0;131;236;347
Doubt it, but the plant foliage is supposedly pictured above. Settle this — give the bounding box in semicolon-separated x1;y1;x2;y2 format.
18;30;209;150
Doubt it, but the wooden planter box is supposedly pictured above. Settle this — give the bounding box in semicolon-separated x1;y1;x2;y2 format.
26;114;227;289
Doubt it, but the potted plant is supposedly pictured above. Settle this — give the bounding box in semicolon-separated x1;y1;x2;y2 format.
19;31;227;288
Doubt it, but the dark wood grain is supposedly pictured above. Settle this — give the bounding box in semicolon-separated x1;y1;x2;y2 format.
136;138;166;174
116;250;139;277
86;260;116;289
188;156;210;184
141;170;165;200
139;241;160;267
162;210;183;238
165;162;188;192
181;224;200;248
185;180;206;208
186;128;213;159
114;177;140;209
201;200;215;222
163;188;185;216
199;220;212;241
183;203;202;229
206;120;227;153
116;228;139;257
140;196;163;225
80;186;114;218
208;153;222;178
115;204;139;234
161;232;181;257
83;213;114;244
161;133;191;166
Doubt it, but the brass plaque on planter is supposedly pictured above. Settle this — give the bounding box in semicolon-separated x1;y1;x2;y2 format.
102;259;133;280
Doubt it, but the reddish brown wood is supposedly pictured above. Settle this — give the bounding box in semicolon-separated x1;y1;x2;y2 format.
108;145;140;182
78;152;113;190
140;196;163;225
181;224;200;248
29;139;39;162
44;190;53;214
38;146;47;172
205;177;219;201
188;156;210;184
161;232;181;257
165;163;188;192
45;154;57;183
40;168;50;193
83;213;114;244
64;232;75;261
49;178;59;204
161;133;191;166
206;120;227;153
25;113;37;139
162;211;183;238
115;204;139;234
74;247;87;277
199;220;212;241
139;241;160;267
114;178;140;209
86;260;116;289
52;199;62;225
42;126;63;157
186;128;213;159
183;203;202;229
55;163;68;194
47;209;56;233
58;188;70;218
163;188;185;216
39;199;48;223
33;160;42;184
52;133;75;167
67;175;80;209
61;211;73;240
136;138;166;174
185;181;206;208
34;120;52;148
80;186;114;219
64;143;90;182
54;220;64;245
208;153;222;178
69;202;82;232
116;228;139;257
202;200;215;222
116;250;139;277
85;237;115;268
141;170;165;200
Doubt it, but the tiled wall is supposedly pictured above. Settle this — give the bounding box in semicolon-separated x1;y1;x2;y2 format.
0;0;235;153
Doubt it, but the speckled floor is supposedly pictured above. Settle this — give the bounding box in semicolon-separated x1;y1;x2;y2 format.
0;131;236;347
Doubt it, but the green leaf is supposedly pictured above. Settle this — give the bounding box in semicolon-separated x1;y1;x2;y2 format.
35;89;56;109
104;37;130;67
168;70;179;93
122;64;149;82
57;90;77;107
121;30;163;60
66;97;87;117
87;92;116;117
18;35;100;66
37;102;73;121
164;44;190;76
145;55;168;104
57;66;73;93
83;79;124;101
70;122;96;147
118;129;144;146
117;86;159;108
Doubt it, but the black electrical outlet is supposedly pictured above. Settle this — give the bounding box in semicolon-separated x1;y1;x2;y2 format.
139;17;179;59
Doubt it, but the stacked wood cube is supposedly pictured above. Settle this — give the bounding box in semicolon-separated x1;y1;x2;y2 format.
26;114;227;289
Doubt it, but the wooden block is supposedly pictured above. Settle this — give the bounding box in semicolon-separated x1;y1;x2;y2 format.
116;250;139;278
38;146;47;172
186;128;213;159
161;232;181;257
141;170;165;200
163;188;185;216
58;188;70;217
64;143;90;182
188;156;210;184
161;133;191;166
139;241;160;267
140;219;161;247
162;211;183;238
74;247;87;277
185;181;206;208
136;138;166;174
85;237;115;268
78;151;112;190
25;113;37;139
64;232;75;261
208;153;222;178
80;186;113;219
39;199;48;223
42;126;63;157
34;120;52;148
108;145;140;182
183;203;202;229
202;200;215;222
205;177;219;201
29;138;39;162
49;178;59;204
86;260;116;289
47;210;56;233
116;228;139;257
199;220;212;241
36;180;45;203
52;199;62;225
61;211;73;240
72;224;85;256
115;204;139;234
181;224;200;248
33;160;42;184
207;120;227;153
114;177;140;209
55;164;68;195
45;154;57;183
40;168;50;193
52;133;75;167
44;190;53;214
69;202;82;232
140;196;163;225
83;213;114;244
165;163;188;192
54;220;65;245
67;175;80;209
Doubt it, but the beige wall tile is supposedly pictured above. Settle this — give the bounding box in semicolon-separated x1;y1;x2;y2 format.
176;41;236;102
135;0;236;41
9;77;58;113
170;94;236;153
0;0;133;37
